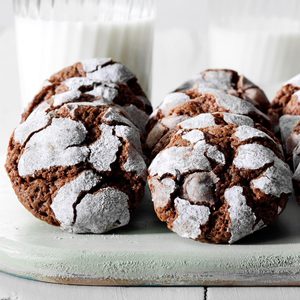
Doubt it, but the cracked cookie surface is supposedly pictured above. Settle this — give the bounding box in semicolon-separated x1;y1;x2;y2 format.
6;59;149;233
146;87;271;157
175;69;270;113
148;114;292;243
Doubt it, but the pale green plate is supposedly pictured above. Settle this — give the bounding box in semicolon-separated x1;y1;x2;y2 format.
1;165;300;286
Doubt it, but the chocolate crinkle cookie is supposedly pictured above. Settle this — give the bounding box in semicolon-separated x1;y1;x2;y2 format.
148;114;293;244
146;87;270;157
6;59;149;233
175;69;270;113
269;73;300;125
271;74;300;197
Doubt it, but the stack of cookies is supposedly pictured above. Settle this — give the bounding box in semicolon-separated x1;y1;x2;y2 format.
269;74;300;196
6;59;151;234
146;69;293;244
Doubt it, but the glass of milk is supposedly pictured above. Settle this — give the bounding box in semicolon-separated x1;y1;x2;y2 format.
208;0;300;97
13;0;155;107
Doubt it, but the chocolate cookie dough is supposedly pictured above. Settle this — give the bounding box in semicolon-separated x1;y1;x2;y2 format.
6;60;149;234
148;114;292;244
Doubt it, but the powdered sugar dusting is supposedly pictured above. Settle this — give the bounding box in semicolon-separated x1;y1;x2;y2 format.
115;125;142;154
85;83;118;102
201;87;266;118
234;125;275;143
172;197;210;239
51;170;101;230
86;63;135;83
103;107;137;129
233;144;275;170
251;159;293;196
52;90;81;106
74;187;130;234
179;113;216;129
64;77;95;90
206;145;226;164
183;172;219;205
81;58;112;73
149;177;176;210
89;124;121;172
14;102;51;145
222;113;254;127
159;93;190;116
182;130;205;144
225;186;259;244
149;145;212;178
123;145;147;178
18;118;89;176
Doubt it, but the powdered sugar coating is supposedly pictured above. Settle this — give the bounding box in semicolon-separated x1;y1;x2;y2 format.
115;125;142;154
64;77;95;90
149;177;176;210
89;124;121;172
251;160;292;196
182;130;205;144
234;125;275;143
74;187;130;234
14;102;51;145
18;118;89;177
123;146;147;178
86;63;135;84
233;144;275;170
81;58;112;73
176;70;233;92
179;113;216;129
201;87;265;117
222;113;254;127
51;171;101;231
85;84;119;102
52;90;81;106
183;172;219;205
103;107;137;129
205;145;226;165
172;197;210;239
159;93;190;116
149;145;212;178
225;186;259;244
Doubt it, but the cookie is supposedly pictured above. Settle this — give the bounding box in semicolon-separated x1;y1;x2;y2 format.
269;74;300;124
146;88;271;156
24;58;152;134
175;69;270;113
279;115;300;193
148;115;292;243
6;66;148;233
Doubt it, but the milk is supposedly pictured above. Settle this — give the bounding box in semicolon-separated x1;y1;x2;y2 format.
15;16;154;107
209;18;300;96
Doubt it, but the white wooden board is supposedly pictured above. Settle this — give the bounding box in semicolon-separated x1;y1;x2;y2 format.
1;162;300;286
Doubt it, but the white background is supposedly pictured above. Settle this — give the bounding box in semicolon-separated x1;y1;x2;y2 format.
0;0;210;155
